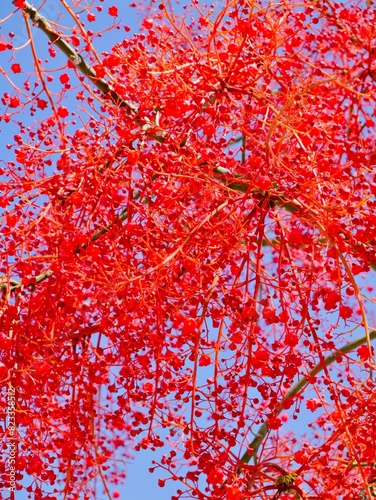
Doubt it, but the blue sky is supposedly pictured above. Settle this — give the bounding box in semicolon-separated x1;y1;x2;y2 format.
1;1;376;499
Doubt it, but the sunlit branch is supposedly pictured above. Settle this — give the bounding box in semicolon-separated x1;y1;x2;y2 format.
240;329;376;467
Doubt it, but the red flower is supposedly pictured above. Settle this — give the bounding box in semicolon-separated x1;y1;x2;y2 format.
306;399;322;412
70;36;80;47
226;487;243;500
108;6;118;17
37;99;48;110
11;63;21;73
57;106;69;118
199;355;211;366
340;306;352;319
127;150;139;165
8;96;20;108
59;73;70;84
357;344;374;360
207;469;225;485
13;0;26;8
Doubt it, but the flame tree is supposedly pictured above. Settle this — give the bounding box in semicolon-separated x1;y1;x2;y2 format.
1;0;376;499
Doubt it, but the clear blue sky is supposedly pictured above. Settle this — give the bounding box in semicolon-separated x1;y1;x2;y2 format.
1;1;375;500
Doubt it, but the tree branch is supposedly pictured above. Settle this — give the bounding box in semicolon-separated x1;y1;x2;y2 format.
240;329;376;466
